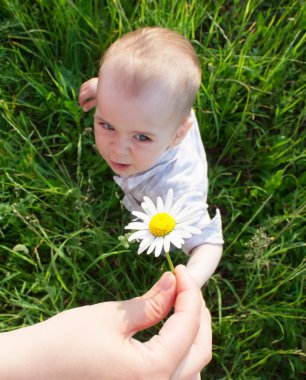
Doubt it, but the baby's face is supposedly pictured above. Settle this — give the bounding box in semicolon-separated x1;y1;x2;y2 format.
94;73;185;177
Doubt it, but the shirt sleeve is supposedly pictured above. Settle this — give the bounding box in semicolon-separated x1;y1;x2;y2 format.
177;190;224;255
183;208;224;254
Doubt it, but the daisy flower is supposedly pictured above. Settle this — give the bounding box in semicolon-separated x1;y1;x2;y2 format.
125;189;201;272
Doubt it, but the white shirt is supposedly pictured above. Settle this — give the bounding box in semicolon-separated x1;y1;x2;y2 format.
114;110;224;254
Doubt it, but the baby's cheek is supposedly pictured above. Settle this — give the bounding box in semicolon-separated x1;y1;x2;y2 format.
142;152;161;168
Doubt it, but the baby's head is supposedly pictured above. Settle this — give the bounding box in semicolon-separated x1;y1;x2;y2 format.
94;27;201;176
100;27;201;125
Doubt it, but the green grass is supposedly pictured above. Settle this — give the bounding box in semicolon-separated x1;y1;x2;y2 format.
0;0;305;378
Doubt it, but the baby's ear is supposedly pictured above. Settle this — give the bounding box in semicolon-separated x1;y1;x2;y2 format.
170;115;193;147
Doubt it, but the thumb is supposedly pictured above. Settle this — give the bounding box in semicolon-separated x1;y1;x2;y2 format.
123;271;176;337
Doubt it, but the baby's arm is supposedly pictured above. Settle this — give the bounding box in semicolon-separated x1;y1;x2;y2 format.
186;243;223;288
78;77;98;112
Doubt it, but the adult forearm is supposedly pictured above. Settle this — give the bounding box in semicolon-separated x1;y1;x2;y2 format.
0;324;49;380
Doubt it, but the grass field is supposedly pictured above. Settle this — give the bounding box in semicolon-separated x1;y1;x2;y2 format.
0;0;305;378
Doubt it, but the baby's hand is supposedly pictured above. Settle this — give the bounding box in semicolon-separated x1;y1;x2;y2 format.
78;77;98;112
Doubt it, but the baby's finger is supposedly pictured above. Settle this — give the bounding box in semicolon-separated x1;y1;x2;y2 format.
78;82;93;105
78;92;86;107
82;98;97;112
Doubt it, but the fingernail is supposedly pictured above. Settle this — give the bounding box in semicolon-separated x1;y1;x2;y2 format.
158;272;175;291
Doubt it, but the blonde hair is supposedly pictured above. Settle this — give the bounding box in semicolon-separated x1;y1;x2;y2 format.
100;27;201;124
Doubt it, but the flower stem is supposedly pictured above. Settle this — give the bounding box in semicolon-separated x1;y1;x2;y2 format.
165;251;175;274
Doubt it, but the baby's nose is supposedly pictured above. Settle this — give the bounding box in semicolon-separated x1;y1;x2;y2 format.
111;135;130;155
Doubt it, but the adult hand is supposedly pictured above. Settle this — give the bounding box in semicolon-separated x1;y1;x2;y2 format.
0;265;211;379
78;77;98;112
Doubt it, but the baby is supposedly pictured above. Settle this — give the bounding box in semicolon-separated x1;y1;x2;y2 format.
79;27;223;288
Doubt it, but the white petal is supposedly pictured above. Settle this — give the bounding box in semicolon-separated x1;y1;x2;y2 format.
177;215;202;225
176;224;201;235
168;231;184;249
125;222;148;230
177;216;202;227
140;202;149;216
138;234;155;254
164;189;174;212
156;196;164;212
147;238;159;255
163;234;171;253
131;211;151;222
128;230;150;242
175;207;202;223
142;196;157;216
154;237;164;257
173;229;192;239
169;196;186;218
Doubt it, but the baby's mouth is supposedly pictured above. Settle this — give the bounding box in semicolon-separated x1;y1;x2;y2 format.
110;161;131;171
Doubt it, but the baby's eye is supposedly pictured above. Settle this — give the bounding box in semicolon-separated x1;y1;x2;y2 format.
101;123;114;131
134;134;151;142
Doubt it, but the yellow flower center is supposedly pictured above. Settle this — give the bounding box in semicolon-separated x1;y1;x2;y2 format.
149;212;176;237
